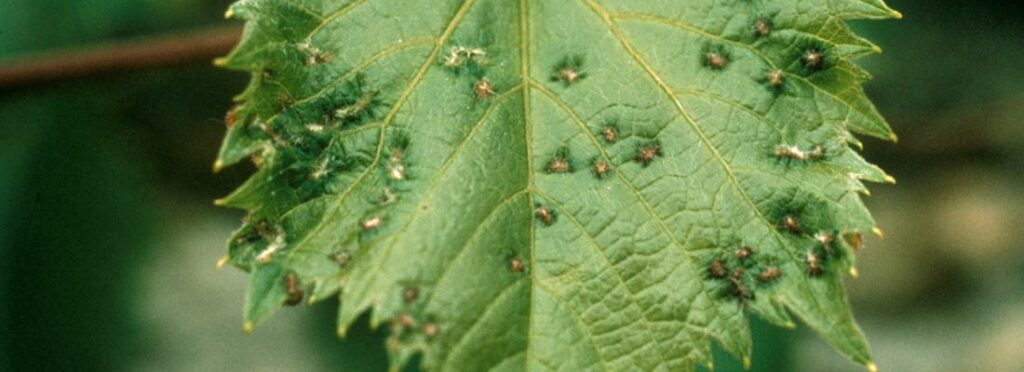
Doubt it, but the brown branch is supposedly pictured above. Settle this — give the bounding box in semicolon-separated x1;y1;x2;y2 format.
0;25;242;92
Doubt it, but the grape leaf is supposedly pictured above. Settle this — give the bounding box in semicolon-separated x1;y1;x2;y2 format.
214;0;899;370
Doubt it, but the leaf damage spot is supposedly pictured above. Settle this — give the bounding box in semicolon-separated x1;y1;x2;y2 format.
284;273;304;306
255;234;285;263
802;47;826;71
509;257;526;273
805;250;824;276
547;148;573;174
774;144;825;162
592;160;611;178
394;313;416;329
814;231;835;247
735;246;753;261
780;214;802;234
533;205;556;226
443;46;487;68
362;215;383;231
335;90;378;123
766;69;785;89
474;78;496;100
636;143;661;166
389;149;407;181
333;251;351;267
753;17;773;38
708;259;728;279
757;266;781;283
380;187;400;206
730;268;753;299
422;323;439;338
297;41;332;66
602;126;619;144
403;287;419;303
704;51;729;70
551;55;587;86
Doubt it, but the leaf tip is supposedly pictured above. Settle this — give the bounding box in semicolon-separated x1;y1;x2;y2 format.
224;8;235;19
872;227;885;239
243;322;254;334
890;10;903;19
849;267;860;278
307;295;318;304
213;198;227;207
867;362;879;372
883;175;897;184
216;255;230;269
212;159;225;173
783;321;798;329
742;356;751;370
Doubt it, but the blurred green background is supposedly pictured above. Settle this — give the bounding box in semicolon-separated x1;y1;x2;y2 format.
1;0;1022;371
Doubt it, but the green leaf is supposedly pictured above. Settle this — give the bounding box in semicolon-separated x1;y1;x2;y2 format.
215;0;899;370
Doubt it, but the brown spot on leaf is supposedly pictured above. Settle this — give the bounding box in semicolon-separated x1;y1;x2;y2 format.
509;258;526;273
403;287;419;303
592;161;610;178
706;52;729;70
474;78;495;100
333;251;351;267
548;158;571;174
806;251;823;276
636;145;660;166
758;266;781;282
802;48;825;70
422;323;439;338
781;214;801;234
603;127;618;144
362;216;383;231
754;17;772;37
709;259;728;279
735;246;753;261
394;313;416;329
534;206;555;226
284;273;303;306
766;69;785;88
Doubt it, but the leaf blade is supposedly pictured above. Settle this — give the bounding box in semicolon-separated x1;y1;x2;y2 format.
217;0;897;370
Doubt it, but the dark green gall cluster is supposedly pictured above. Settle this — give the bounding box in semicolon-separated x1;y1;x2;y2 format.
386;284;441;359
705;244;782;301
763;191;859;279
